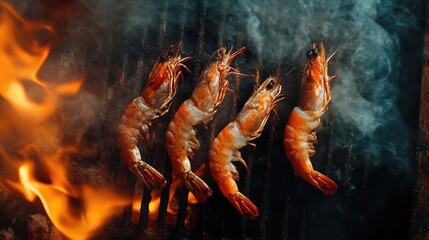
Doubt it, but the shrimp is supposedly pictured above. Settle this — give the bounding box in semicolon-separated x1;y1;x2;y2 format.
117;44;190;190
283;42;337;195
209;76;283;218
166;47;245;202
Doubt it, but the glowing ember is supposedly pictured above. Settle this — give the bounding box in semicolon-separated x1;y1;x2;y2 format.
0;2;129;239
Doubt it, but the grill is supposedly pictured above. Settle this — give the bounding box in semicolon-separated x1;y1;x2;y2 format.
0;0;427;239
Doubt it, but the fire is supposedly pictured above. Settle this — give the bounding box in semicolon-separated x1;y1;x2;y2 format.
1;1;55;122
0;2;129;239
17;163;127;240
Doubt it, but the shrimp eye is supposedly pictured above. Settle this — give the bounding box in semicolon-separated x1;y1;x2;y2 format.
306;49;318;59
167;48;174;58
161;104;168;111
159;45;175;62
212;50;222;61
266;79;274;90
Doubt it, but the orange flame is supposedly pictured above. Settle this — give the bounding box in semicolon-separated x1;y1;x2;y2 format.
17;163;128;239
0;1;82;122
0;2;129;239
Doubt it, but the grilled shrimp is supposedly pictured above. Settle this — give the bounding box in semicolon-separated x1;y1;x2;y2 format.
118;44;190;190
209;76;283;218
283;42;337;195
166;47;245;202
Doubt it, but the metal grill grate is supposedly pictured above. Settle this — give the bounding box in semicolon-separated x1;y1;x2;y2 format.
100;0;424;239
112;1;320;238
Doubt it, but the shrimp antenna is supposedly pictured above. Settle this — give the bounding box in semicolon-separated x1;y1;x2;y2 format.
227;87;237;99
327;49;339;63
273;94;286;105
311;42;317;49
271;95;286;121
180;60;192;73
275;64;282;78
179;57;192;83
272;108;281;121
229;47;246;59
232;72;253;78
280;66;298;83
229;67;253;78
174;42;183;56
227;46;233;55
179;71;186;84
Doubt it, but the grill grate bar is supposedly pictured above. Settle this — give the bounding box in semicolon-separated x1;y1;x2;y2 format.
116;54;134;233
175;0;207;235
299;204;307;240
324;111;335;176
191;0;207;84
156;165;172;230
138;186;152;232
157;0;168;48
176;187;189;233
344;133;354;192
178;0;188;44
217;0;226;48
138;132;156;233
238;68;260;237
136;1;169;233
260;120;279;239
156;0;189;231
118;45;149;234
281;193;291;240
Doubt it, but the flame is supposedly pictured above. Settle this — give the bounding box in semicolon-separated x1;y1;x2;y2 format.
17;163;127;239
0;2;128;239
0;1;82;122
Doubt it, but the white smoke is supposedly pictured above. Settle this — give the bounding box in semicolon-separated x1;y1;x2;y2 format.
231;0;421;174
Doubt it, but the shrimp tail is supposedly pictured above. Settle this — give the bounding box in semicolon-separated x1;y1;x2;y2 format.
129;161;167;190
228;192;259;219
181;171;213;203
305;170;337;195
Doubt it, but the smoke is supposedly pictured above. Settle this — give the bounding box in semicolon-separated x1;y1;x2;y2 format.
217;2;422;237
224;0;422;175
32;0;159;82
